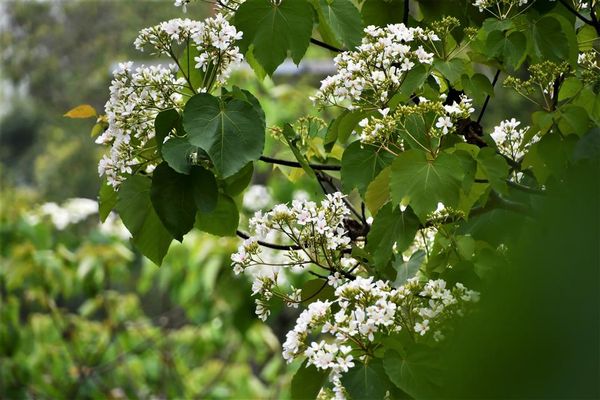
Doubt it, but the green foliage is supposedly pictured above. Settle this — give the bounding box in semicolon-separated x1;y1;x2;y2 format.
117;175;173;265
234;0;315;75
291;360;330;400
183;92;266;178
341;141;394;196
366;203;419;270
313;0;363;49
390;150;469;221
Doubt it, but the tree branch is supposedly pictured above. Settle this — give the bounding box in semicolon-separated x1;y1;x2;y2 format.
236;230;301;251
310;38;344;53
474;178;545;195
558;0;593;24
259;155;341;171
477;69;501;125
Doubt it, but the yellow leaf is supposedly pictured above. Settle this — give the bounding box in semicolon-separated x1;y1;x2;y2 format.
64;104;97;119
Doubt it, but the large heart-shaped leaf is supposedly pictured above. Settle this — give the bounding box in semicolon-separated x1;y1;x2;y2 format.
150;163;199;242
116;175;173;265
183;93;265;178
390;150;465;221
342;141;394;196
316;0;362;49
234;0;314;75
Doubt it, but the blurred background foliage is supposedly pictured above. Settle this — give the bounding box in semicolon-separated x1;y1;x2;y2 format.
0;0;323;397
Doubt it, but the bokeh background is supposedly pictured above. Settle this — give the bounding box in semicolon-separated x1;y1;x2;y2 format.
0;1;328;397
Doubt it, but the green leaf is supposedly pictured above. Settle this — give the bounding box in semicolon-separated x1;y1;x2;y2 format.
155;109;180;154
558;77;583;102
367;203;419;269
341;359;394;400
461;73;493;104
577;24;597;51
316;0;362;49
389;65;428;107
283;124;317;179
222;162;254;196
557;105;590;137
195;193;239;237
522;133;577;183
393;250;425;286
244;45;267;81
383;347;442;399
161;137;198;175
183;93;265;178
234;0;314;75
365;166;391;216
477;147;509;194
150;163;198;242
390;150;465;221
434;58;470;85
291;360;329;400
190;166;218;213
361;0;405;26
341;141;394;196
504;31;527;70
98;179;117;223
531;16;569;62
326;109;371;147
116;175;173;265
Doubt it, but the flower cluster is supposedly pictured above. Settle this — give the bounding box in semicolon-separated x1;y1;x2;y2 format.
357;94;475;149
134;15;243;91
490;118;534;160
578;50;600;86
96;62;185;187
231;193;358;320
282;276;479;398
312;24;439;109
472;0;529;18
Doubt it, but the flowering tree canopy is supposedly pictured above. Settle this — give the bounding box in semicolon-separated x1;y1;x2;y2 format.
73;0;600;398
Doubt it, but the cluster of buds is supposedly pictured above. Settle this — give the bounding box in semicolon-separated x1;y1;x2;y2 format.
472;0;530;19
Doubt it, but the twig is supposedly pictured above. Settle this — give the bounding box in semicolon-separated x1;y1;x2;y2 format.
259;155;341;171
477;69;501;125
236;230;301;250
473;178;545;194
310;38;344;53
558;0;593;24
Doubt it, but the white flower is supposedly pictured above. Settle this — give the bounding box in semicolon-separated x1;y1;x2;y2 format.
414;319;430;335
435;116;453;134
